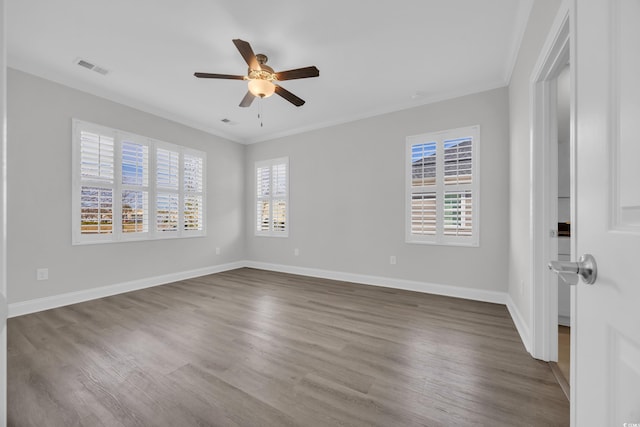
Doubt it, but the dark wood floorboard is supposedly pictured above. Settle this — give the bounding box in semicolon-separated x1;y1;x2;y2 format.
8;268;569;426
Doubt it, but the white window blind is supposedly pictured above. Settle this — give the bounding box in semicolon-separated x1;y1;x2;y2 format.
157;148;179;189
406;125;479;246
81;131;114;181
121;140;149;236
156;192;179;232
156;147;180;234
255;157;289;237
122;190;148;234
80;186;113;235
183;154;204;231
78;130;115;241
72;119;206;244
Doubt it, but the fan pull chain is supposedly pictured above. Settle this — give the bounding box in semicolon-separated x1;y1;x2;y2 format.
258;98;264;127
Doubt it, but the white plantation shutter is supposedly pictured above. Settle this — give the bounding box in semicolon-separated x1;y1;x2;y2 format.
156;148;179;189
411;141;436;187
443;138;473;185
273;163;287;196
183;154;203;193
80;186;113;235
122;141;148;186
77;128;115;241
443;136;473;237
122;190;148;234
81;131;114;181
443;190;473;236
183;153;204;231
156;147;180;234
406;126;479;246
184;195;203;230
256;200;270;232
156;192;179;231
73;119;206;244
411;192;436;235
256;165;271;232
272;200;287;233
257;165;271;196
256;158;289;236
121;140;149;236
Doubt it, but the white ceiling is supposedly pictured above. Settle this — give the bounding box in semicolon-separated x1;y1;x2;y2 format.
7;0;532;144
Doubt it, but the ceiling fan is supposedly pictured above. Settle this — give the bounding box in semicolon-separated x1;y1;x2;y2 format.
194;39;320;108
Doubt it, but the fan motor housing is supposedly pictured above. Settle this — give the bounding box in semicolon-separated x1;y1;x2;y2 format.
249;54;276;80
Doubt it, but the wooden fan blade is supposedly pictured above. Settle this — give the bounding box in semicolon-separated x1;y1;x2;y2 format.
275;66;320;81
232;39;260;70
274;85;305;107
239;91;256;107
194;72;245;80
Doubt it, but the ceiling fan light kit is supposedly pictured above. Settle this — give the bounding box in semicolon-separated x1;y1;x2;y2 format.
248;79;275;98
194;39;319;108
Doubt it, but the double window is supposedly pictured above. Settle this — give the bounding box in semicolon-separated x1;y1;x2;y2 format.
255;157;289;237
72;119;205;244
406;125;479;246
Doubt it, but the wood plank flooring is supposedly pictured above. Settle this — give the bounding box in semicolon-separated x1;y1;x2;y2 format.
550;325;571;400
8;268;569;426
557;326;570;383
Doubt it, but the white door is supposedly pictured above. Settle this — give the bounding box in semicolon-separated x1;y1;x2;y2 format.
574;0;640;424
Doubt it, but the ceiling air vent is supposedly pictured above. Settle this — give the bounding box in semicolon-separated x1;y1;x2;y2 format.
92;66;109;75
75;58;110;75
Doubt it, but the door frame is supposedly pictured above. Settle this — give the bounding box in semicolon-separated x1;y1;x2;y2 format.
529;3;577;419
530;4;571;363
529;0;581;405
0;0;7;424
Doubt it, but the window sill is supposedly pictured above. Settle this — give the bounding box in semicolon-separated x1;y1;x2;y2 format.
254;233;289;238
72;232;207;245
405;239;479;248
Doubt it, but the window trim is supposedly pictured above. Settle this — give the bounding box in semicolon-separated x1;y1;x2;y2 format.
255;157;289;238
72;119;206;245
405;125;480;247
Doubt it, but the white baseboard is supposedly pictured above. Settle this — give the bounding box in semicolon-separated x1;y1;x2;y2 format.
244;261;507;305
8;261;245;318
10;261;530;352
506;294;531;353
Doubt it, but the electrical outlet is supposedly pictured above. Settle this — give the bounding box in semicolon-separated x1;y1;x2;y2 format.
215;247;221;255
36;268;48;281
390;256;397;265
294;248;300;256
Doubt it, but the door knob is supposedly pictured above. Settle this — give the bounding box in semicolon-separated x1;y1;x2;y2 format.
548;253;598;285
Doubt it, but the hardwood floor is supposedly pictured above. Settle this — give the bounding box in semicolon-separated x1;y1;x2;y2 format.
550;325;571;400
8;268;569;426
557;326;570;382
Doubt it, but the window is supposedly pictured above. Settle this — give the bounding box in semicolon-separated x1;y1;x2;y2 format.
72;119;206;244
156;147;180;233
183;153;204;231
121;140;149;234
406;125;479;246
255;157;289;237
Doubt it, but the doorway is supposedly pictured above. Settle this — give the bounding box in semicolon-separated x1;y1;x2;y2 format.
529;7;573;375
554;63;571;395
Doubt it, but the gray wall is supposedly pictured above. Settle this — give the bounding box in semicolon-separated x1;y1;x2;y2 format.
7;69;245;304
508;0;562;323
245;87;510;292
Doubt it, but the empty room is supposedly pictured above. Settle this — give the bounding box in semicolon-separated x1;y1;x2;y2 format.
1;0;639;426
